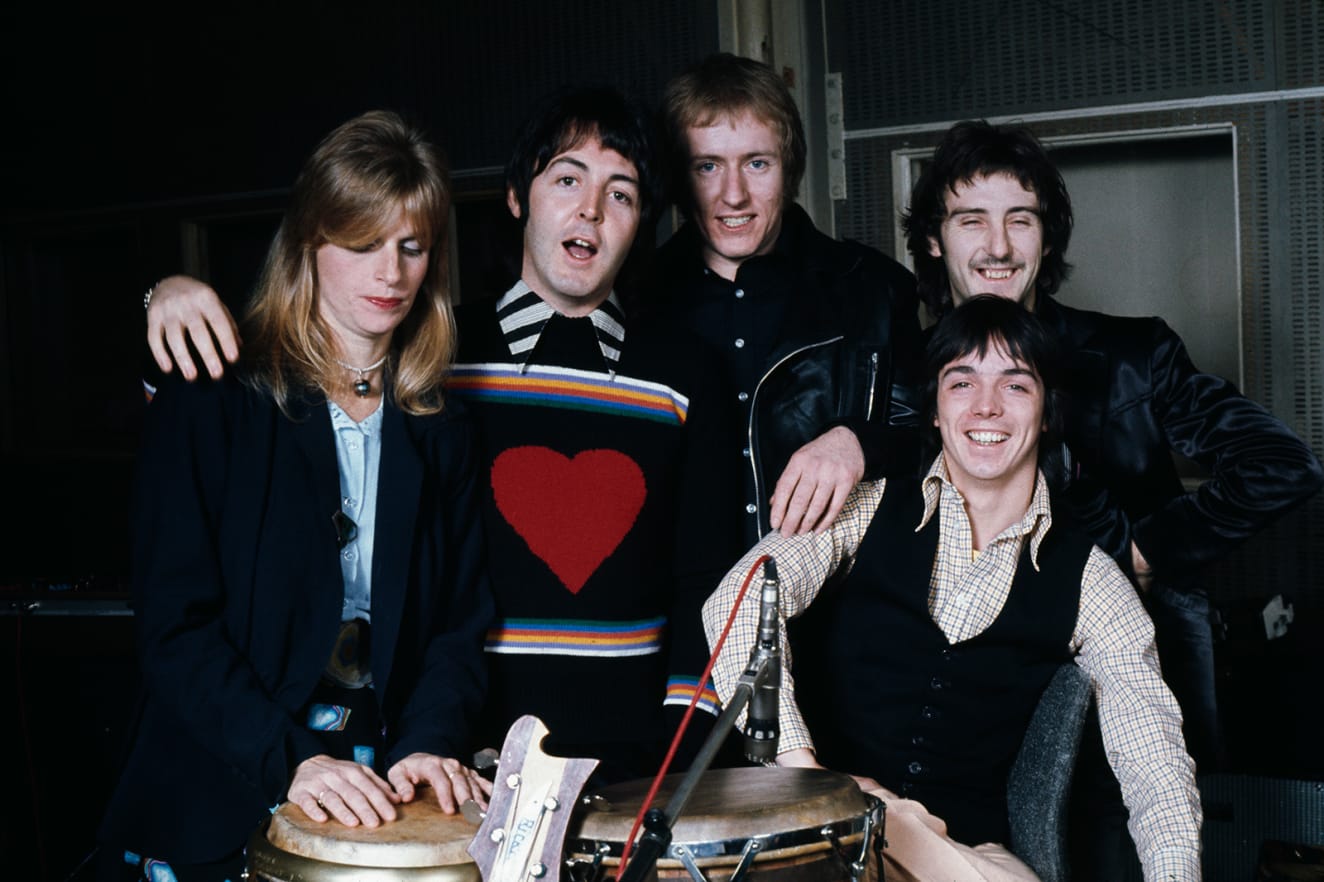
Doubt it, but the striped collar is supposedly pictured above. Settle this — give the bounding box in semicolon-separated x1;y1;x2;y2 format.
496;281;626;373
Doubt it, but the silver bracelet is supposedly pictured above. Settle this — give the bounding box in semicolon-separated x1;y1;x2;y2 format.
143;284;155;312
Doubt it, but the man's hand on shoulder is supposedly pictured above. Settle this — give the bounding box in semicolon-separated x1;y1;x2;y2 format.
147;274;241;381
769;426;865;536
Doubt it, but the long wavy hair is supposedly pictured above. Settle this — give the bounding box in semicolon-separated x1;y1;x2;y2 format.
243;110;454;416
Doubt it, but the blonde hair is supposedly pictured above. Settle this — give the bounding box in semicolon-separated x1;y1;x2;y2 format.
661;53;807;209
244;110;454;416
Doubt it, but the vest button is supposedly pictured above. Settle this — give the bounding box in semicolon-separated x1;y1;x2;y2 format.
911;734;925;746
907;761;924;775
941;648;955;662
921;705;939;721
930;676;946;690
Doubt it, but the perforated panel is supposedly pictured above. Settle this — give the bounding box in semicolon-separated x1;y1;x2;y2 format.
839;0;1271;128
1287;99;1324;463
428;1;718;181
1280;0;1324;89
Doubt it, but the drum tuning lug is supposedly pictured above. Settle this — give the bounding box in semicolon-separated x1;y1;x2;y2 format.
544;796;560;811
530;862;548;878
461;799;486;825
491;828;507;843
506;773;522;789
584;793;613;811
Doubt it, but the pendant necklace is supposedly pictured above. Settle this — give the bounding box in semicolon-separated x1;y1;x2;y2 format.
333;354;387;397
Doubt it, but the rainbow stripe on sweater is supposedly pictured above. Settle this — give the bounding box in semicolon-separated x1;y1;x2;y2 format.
449;363;689;426
664;676;722;716
485;616;666;657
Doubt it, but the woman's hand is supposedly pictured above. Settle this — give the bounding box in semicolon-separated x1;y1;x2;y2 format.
388;752;493;813
288;754;401;827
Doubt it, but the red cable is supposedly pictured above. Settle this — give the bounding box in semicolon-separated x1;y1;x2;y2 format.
615;553;770;877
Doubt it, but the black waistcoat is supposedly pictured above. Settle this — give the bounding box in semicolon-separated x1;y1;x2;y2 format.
789;478;1090;846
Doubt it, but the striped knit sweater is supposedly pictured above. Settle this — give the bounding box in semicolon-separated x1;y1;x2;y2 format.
451;289;740;782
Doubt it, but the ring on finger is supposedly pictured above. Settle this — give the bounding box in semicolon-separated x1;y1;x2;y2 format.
316;790;327;807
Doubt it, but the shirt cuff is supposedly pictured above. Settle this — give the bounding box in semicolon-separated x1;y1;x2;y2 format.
1142;846;1202;881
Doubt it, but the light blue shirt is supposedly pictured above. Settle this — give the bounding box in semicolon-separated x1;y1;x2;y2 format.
328;399;383;622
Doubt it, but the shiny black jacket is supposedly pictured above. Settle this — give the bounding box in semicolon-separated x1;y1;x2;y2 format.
1043;298;1324;584
745;249;924;538
653;206;923;542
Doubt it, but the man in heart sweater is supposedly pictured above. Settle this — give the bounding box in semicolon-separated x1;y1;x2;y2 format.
447;86;741;779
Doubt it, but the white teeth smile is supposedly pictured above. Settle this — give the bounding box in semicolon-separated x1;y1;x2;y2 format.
720;216;753;228
967;431;1009;444
979;268;1014;280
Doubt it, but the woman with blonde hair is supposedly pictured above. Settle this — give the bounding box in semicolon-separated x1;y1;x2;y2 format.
99;111;493;882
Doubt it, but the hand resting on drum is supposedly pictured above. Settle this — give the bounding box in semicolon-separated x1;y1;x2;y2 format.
388;751;493;813
289;752;492;828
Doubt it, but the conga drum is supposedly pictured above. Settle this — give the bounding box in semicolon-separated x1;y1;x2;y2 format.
247;798;482;881
565;768;884;882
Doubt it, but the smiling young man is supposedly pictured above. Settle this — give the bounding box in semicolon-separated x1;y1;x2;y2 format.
654;53;923;547
703;296;1202;881
139;90;741;784
902;119;1323;876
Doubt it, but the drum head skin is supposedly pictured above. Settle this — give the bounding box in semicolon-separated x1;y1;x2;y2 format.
570;767;874;866
250;798;481;881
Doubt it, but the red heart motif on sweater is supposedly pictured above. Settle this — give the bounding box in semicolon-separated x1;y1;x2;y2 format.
490;446;647;593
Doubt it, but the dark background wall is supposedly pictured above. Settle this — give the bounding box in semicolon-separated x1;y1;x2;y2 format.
3;2;1323;880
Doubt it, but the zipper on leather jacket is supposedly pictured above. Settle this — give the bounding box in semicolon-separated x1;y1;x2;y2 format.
865;351;880;421
748;336;845;538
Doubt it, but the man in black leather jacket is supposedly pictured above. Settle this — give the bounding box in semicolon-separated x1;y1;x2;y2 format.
902;119;1324;873
654;53;923;547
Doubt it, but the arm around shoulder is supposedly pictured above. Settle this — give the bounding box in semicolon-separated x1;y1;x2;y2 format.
146;274;241;381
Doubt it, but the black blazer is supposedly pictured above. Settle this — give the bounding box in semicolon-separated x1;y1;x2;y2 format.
1041;298;1324;584
101;374;492;863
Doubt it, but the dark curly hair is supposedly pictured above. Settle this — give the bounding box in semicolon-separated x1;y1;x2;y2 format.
505;84;662;226
903;121;1073;318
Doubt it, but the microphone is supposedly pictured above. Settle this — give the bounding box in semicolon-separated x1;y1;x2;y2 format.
744;558;781;763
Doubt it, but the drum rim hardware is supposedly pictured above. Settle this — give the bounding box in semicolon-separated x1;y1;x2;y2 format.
566;795;884;882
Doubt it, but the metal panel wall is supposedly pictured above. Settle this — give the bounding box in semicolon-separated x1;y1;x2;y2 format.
837;0;1274;127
